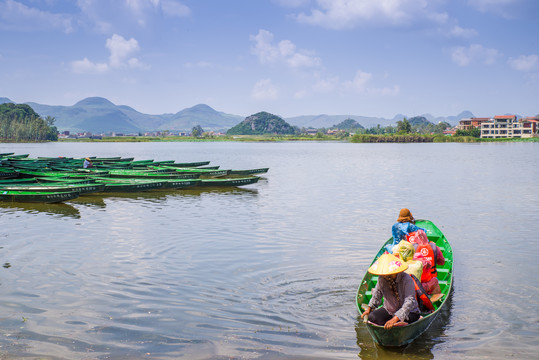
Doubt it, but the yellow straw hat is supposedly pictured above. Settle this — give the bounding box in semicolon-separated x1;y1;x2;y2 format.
368;253;408;275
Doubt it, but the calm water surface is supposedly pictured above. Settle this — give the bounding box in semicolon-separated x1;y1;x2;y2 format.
0;142;537;359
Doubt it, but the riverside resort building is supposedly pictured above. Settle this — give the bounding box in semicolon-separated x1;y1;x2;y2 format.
457;115;539;139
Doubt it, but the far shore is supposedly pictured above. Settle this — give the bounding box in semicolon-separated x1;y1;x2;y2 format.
54;135;539;143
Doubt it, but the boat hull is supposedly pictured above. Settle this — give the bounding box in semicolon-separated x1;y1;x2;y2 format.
356;219;453;347
0;190;79;203
199;176;260;187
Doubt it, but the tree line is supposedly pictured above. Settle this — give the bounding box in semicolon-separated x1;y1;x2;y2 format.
0;103;58;141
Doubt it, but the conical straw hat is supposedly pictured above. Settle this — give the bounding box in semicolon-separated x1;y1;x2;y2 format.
368;253;408;275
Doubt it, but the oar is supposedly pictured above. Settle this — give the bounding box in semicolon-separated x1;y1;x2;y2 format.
361;303;369;323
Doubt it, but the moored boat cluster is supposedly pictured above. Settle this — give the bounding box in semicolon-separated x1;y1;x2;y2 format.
0;153;268;203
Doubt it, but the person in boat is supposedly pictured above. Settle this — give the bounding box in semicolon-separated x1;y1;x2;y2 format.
83;157;93;168
409;229;445;295
360;253;421;329
386;208;425;253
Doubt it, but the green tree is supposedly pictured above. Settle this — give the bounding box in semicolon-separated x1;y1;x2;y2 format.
434;121;450;134
0;103;57;141
396;118;412;133
455;127;480;138
191;125;204;137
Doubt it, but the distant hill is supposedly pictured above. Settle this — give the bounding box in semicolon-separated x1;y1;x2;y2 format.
285;114;390;129
286;111;473;129
160;104;242;131
24;97;242;133
0;95;487;133
331;118;365;130
27;97;141;133
408;116;430;126
227;112;297;135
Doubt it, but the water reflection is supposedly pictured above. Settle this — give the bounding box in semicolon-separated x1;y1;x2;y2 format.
1;186;260;215
355;289;454;359
0;201;80;218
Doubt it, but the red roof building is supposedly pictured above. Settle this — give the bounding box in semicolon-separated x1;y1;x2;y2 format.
457;117;490;130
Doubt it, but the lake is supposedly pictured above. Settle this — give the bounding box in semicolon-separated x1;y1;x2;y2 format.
0;141;537;359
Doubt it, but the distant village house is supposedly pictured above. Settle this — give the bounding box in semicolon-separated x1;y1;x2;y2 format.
458;115;539;139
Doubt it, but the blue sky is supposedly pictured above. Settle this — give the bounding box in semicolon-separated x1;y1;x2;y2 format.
0;0;537;118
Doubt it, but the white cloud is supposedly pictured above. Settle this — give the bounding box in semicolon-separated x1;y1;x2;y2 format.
451;44;502;66
106;34;141;68
304;70;399;97
296;0;448;29
0;0;73;33
313;76;340;93
344;70;400;95
272;0;309;8
71;58;109;73
508;54;538;71
71;34;148;73
184;61;213;68
250;29;321;68
344;70;373;92
449;25;478;38
467;0;521;18
251;79;279;100
160;0;191;17
77;0;190;32
124;0;190;17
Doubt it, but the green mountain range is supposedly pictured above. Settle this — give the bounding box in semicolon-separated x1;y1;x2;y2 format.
0;96;477;133
0;97;242;133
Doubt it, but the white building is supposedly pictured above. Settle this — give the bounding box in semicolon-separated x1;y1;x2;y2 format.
480;115;538;139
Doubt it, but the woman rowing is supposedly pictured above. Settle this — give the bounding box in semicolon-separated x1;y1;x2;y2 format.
360;253;421;329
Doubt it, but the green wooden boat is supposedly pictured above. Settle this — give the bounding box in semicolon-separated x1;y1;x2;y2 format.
159;179;201;189
93;178;166;192
107;169;200;179
0;190;79;203
164;161;211;168
0;183;105;194
0;178;38;184
356;219;453;347
0;168;19;179
229;168;269;175
199;176;260;187
151;165;229;177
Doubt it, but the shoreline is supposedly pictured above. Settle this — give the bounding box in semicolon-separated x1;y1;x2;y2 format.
1;136;537;144
56;136;539;143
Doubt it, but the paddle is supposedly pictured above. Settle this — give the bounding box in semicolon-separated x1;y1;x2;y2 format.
360;303;369;323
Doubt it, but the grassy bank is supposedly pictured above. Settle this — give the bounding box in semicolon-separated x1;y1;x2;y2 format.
57;134;539;143
350;134;539;143
59;135;339;142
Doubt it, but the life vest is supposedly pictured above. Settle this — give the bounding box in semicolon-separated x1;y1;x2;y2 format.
405;230;418;242
409;274;434;312
416;242;437;283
